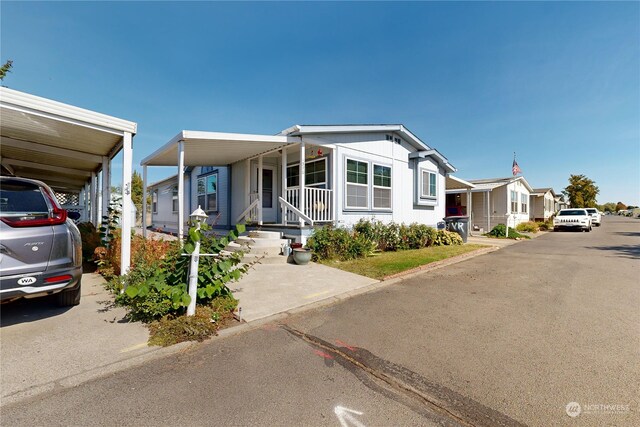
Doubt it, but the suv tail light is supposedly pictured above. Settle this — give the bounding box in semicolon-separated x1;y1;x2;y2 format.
0;188;67;227
44;275;73;284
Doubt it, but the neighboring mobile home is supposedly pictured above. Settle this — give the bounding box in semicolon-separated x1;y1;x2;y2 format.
529;188;556;221
445;176;533;232
141;124;456;242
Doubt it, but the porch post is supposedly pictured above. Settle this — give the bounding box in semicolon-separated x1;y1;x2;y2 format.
142;165;148;238
486;190;491;232
90;171;97;225
177;141;185;243
120;132;133;275
258;154;263;225
245;159;250;209
467;189;472;220
281;147;287;224
299;140;306;227
101;156;110;225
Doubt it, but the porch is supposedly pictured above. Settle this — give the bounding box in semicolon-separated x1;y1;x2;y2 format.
140;130;336;241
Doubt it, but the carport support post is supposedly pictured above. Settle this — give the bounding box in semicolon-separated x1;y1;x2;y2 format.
101;156;110;225
120;132;133;275
83;183;90;222
90;172;98;225
142;165;148;238
177;141;185;243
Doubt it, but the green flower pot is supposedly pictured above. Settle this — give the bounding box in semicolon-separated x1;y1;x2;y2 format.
292;248;312;265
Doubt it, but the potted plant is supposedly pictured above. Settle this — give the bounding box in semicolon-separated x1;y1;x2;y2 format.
292;246;312;265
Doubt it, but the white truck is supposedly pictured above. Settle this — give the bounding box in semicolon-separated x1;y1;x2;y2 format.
553;208;592;232
585;208;602;227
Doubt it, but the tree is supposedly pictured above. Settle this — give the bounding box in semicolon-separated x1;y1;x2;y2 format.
563;174;599;208
615;202;627;212
131;171;144;219
601;202;617;213
0;60;13;82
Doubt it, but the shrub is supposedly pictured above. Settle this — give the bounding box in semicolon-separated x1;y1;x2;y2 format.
77;222;101;261
516;221;539;233
536;221;552;231
487;224;530;239
432;230;464;246
307;225;375;261
354;219;436;251
109;224;249;323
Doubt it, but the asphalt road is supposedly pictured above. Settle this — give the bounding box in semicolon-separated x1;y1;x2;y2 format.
2;216;638;426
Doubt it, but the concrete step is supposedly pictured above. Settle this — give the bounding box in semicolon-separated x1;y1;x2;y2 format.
221;251;288;267
224;242;284;257
236;236;289;247
248;230;282;239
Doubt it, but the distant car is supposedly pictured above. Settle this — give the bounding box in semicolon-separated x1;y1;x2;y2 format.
585;208;602;227
0;177;82;306
553;208;592;232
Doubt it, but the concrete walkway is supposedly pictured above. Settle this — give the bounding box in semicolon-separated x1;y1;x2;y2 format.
229;262;378;322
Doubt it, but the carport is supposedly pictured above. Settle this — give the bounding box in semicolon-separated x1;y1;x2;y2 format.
0;87;137;274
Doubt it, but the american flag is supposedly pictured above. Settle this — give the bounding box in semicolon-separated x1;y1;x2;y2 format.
512;158;522;176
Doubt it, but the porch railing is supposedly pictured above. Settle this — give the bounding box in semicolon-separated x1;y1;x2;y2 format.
284;187;333;224
236;192;260;223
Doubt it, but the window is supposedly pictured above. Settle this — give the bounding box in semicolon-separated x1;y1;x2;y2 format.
373;164;391;209
346;159;368;208
152;191;158;214
286;158;326;188
261;169;273;208
421;170;437;198
172;187;178;212
200;166;216;174
197;173;217;212
521;193;528;214
511;190;518;213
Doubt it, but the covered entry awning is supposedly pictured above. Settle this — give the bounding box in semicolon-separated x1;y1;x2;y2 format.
141;130;308;239
140;130;299;167
0;87;137;274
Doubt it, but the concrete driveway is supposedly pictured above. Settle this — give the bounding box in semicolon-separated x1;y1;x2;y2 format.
0;273;177;406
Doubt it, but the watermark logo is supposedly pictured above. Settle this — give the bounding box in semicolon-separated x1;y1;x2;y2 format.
566;401;630;418
566;402;581;418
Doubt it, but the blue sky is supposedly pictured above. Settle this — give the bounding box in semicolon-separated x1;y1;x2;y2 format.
2;1;639;205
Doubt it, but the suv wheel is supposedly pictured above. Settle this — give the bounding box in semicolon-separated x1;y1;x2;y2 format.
57;281;81;307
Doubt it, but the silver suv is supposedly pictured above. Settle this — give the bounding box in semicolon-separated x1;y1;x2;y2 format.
0;177;82;306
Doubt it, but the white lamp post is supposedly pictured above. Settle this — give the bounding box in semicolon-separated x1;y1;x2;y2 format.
186;206;208;316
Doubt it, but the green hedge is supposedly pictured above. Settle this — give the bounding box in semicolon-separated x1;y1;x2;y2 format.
307;219;463;261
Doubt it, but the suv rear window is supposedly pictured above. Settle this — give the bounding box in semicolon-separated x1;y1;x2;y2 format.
558;210;587;216
585;209;597;213
0;180;49;216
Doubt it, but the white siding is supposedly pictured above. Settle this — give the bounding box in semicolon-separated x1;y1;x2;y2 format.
328;133;446;228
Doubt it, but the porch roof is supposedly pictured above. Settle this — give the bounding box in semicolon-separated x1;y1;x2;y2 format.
141;130;301;167
445;175;475;191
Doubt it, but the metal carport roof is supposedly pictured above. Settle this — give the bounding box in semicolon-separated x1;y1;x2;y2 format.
0;87;137;274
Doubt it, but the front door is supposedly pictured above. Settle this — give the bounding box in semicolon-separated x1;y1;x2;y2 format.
256;165;277;223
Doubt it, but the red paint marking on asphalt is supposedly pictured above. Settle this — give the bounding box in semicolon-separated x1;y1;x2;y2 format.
313;349;334;359
335;340;356;351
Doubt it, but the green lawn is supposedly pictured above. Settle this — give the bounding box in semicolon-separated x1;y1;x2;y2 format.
320;244;488;280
